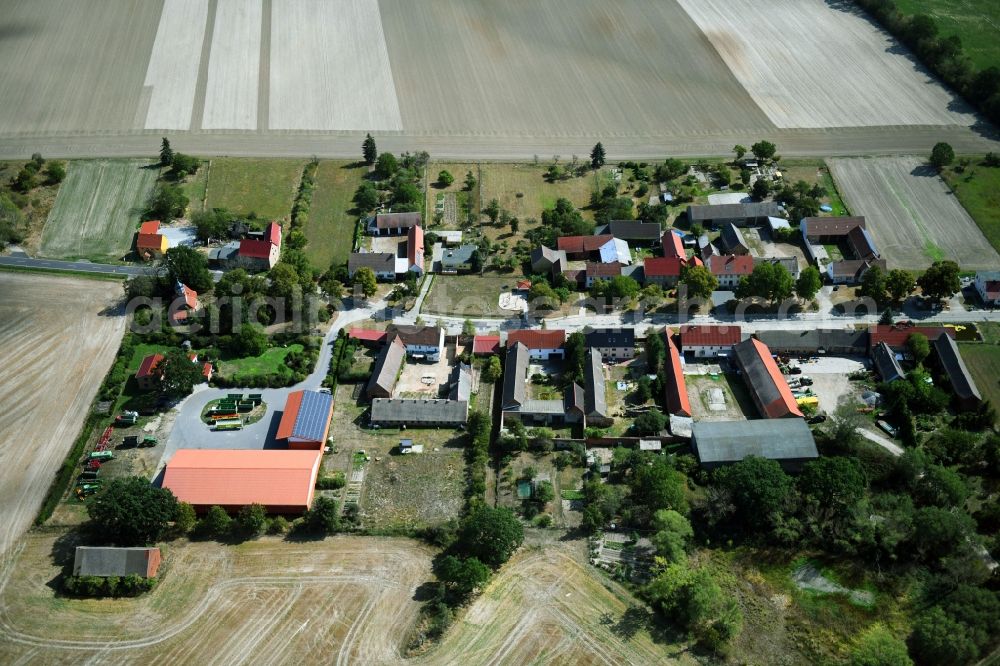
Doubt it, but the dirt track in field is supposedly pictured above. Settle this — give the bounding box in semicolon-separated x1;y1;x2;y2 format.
0;273;125;560
0;533;688;664
828;156;1000;270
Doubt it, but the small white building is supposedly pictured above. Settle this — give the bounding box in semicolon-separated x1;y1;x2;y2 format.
975;271;1000;306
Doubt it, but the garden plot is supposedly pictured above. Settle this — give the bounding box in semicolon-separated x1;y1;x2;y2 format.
201;0;262;130
677;0;975;129
142;0;209;130
269;0;402;130
0;273;125;558
380;0;772;136
360;449;465;530
828;156;1000;269
40;160;158;259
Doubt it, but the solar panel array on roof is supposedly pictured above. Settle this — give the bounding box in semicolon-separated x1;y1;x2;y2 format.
292;391;333;442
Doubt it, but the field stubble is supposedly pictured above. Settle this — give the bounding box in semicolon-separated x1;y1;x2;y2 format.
828;156;1000;270
0;273;125;559
677;0;975;129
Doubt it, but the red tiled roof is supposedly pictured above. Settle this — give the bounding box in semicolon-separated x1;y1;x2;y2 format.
507;329;567;350
473;335;500;355
240;222;282;259
275;391;304;441
708;254;754;276
745;338;803;418
868;324;955;350
407;225;424;267
663;333;692;417
644;257;687;277
180;284;198;309
162;449;322;512
662;231;685;259
557;235;613;254
264;221;281;245
982;281;1000;299
202;362;213;379
679;324;742;347
135;353;164;379
516;279;532;290
349;328;388;343
139;221;160;235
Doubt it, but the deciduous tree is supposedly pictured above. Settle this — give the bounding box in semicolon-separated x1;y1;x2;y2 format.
456;505;524;568
795;265;822;301
87;477;178;546
929;141;955;170
159;347;205;398
353;266;378;298
917;260;960;302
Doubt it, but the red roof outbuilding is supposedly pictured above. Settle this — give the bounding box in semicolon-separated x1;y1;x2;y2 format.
507;329;567;350
663;331;692;417
162;449;323;514
473;335;500;355
557;235;614;255
662;231;686;259
349;328;388;344
678;325;742;348
708;254;754;276
868;324;955;351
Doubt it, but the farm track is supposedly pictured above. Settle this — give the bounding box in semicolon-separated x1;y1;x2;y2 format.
0;124;996;162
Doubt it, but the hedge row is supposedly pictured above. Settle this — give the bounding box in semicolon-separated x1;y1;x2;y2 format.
63;574;156;598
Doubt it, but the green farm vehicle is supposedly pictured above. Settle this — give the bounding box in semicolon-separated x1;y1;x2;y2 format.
88;451;114;461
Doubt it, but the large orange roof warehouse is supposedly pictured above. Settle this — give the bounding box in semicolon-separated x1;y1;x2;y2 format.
162;449;322;512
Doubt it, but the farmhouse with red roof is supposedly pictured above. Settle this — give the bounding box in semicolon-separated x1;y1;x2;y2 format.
238;222;282;271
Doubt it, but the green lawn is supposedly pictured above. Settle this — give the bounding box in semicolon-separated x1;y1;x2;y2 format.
180;161;211;215
940;160;1000;254
893;0;1000;70
305;160;366;269
217;344;302;378
205;158;304;221
957;343;1000;408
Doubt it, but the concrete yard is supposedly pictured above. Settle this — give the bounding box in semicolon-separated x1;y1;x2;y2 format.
0;273;126;558
828;156;1000;270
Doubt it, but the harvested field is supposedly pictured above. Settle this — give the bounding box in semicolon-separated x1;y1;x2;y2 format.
39;159;158;260
0;0;162;135
0;273;125;558
0;532;687;663
0;534;433;663
677;0;975;129
205;157;304;220
142;0;209;131
269;0;402;131
201;0;263;130
305;161;367;269
428;539;693;664
828;156;1000;269
380;0;772;136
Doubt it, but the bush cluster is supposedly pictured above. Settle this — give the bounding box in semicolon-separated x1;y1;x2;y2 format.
63;574;156;598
